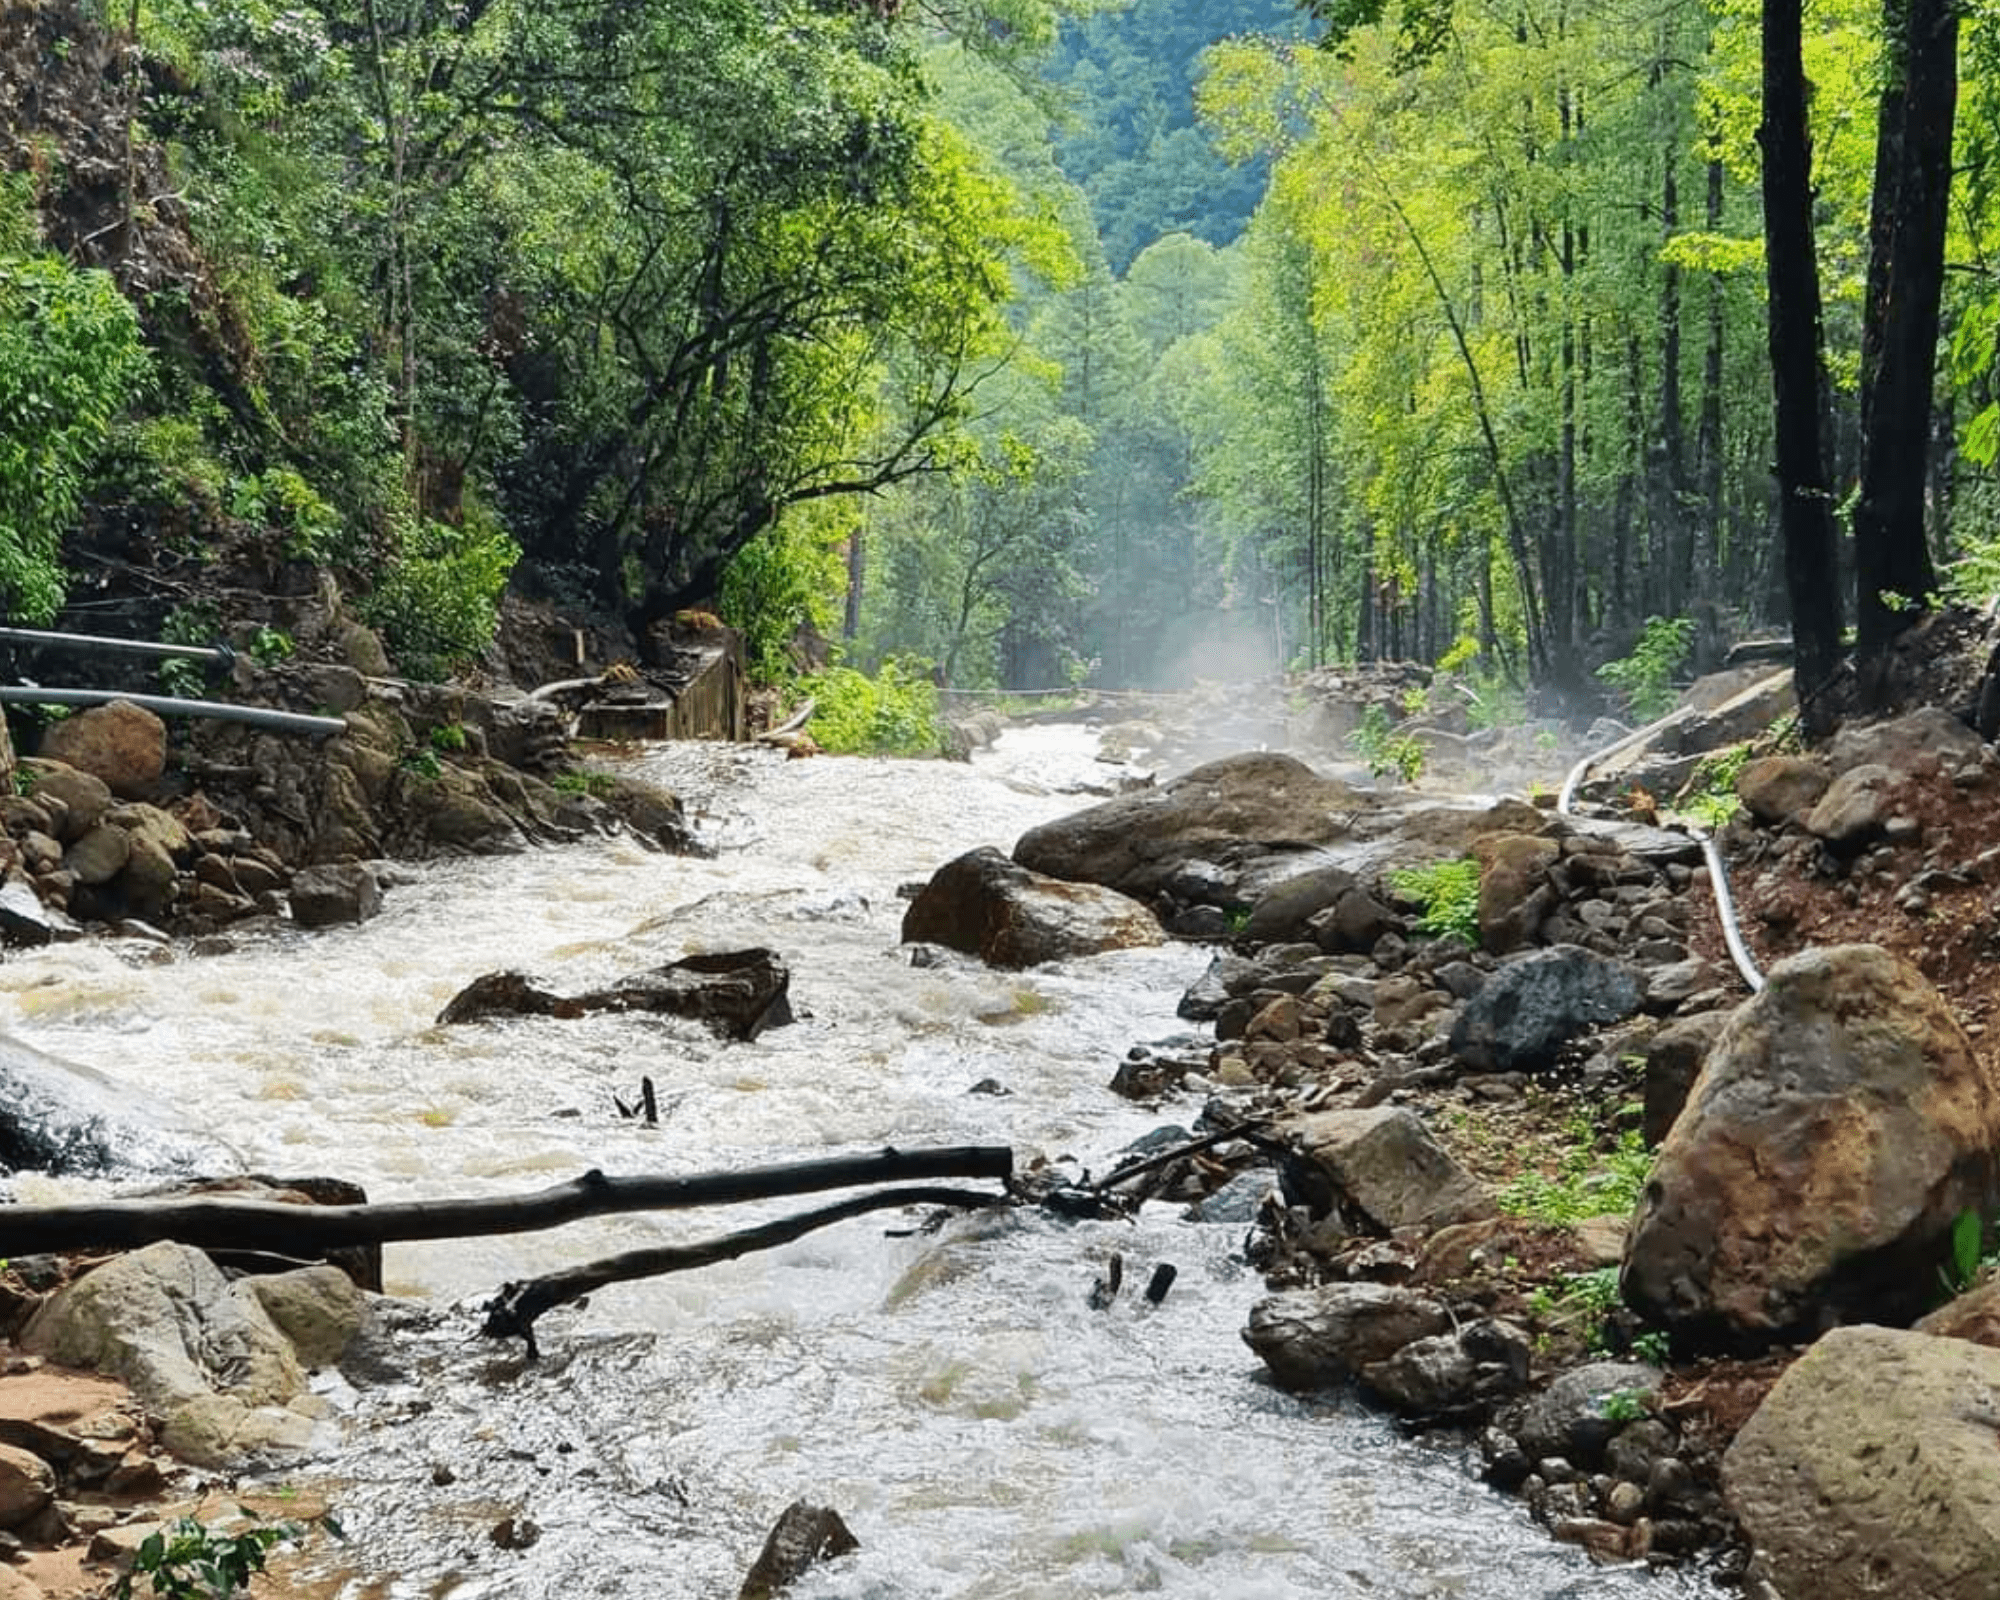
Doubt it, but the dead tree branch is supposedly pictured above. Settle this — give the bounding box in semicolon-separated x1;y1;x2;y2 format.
481;1184;1004;1355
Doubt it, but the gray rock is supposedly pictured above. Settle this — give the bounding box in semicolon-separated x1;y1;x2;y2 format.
1176;954;1264;1022
1641;1010;1731;1145
1244;1284;1451;1390
1359;1317;1531;1416
1310;886;1404;954
288;862;384;928
438;949;793;1041
1012;752;1365;902
22;1242;320;1468
0;1031;229;1178
1240;864;1357;945
1805;763;1898;851
1510;1362;1662;1468
1724;1326;2000;1600
900;846;1162;968
1448;945;1643;1073
738;1501;859;1600
1280;1106;1494;1231
1827;706;1987;776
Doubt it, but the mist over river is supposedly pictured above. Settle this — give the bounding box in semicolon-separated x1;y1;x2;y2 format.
0;730;1723;1599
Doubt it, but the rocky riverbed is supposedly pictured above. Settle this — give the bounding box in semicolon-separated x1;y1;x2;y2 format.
3;652;2000;1597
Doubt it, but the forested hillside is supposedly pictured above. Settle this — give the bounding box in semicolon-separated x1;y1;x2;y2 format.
1;0;1995;726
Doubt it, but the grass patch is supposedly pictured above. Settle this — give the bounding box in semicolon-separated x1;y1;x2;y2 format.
1388;857;1481;945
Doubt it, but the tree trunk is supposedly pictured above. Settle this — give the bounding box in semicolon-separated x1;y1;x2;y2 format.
0;1147;1014;1257
1852;0;1956;691
1760;0;1845;731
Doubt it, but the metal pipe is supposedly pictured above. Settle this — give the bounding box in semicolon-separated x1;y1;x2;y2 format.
0;687;346;739
0;626;232;665
1555;705;1695;814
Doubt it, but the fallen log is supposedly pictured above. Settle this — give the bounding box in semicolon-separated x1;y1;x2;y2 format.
0;1145;1013;1258
482;1184;1002;1356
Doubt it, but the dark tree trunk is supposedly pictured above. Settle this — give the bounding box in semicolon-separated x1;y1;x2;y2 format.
1695;156;1727;610
1760;0;1845;732
1852;0;1956;692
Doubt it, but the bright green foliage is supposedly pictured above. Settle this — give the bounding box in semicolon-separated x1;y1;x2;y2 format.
0;197;150;622
359;516;517;683
720;504;850;685
1597;617;1696;722
1500;1129;1653;1225
802;659;943;756
1388;856;1479;944
1678;744;1750;831
1350;705;1427;783
114;1515;308;1599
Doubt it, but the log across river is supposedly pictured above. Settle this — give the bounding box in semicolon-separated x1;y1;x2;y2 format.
0;729;1724;1599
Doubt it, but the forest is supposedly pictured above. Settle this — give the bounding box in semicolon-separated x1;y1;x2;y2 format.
0;0;1993;726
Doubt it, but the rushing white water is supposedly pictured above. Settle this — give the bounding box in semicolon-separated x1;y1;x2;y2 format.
0;730;1722;1599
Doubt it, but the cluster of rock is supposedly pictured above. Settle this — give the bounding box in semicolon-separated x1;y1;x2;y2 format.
0;1231;371;1596
0;669;694;946
901;728;2000;1597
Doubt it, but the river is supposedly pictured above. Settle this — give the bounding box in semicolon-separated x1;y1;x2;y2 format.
0;728;1722;1599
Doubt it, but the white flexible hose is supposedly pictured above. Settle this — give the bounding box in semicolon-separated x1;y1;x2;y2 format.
1557;705;1766;994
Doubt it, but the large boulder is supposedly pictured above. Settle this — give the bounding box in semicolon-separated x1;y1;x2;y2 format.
1447;945;1642;1073
1623;945;2000;1342
37;701;166;799
1012;752;1363;902
1723;1326;2000;1600
289;862;384;927
439;949;794;1041
1280;1107;1494;1232
21;1243;330;1467
1243;1284;1451;1391
1804;764;1897;851
900;846;1163;969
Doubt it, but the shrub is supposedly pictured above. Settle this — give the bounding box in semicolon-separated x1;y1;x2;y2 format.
1350;704;1426;783
0;196;151;621
802;657;942;756
1387;857;1481;944
361;512;518;682
1596;616;1694;721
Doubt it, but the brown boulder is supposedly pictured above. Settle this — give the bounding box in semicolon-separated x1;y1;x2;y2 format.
36;701;165;798
1623;945;2000;1342
1734;756;1830;826
0;1442;53;1530
17;761;110;843
1011;752;1363;902
1473;834;1559;955
901;846;1163;969
1914;1278;2000;1349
